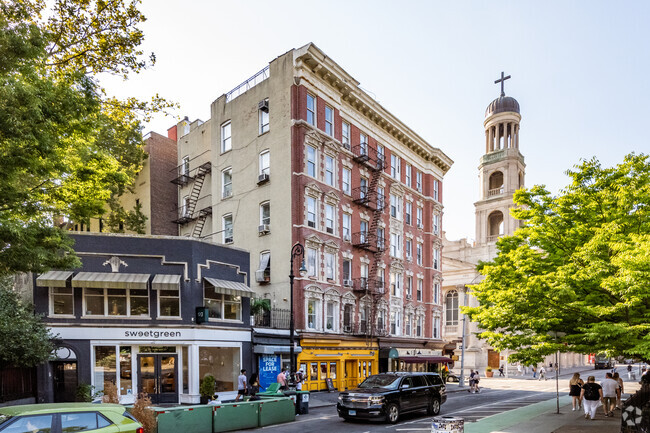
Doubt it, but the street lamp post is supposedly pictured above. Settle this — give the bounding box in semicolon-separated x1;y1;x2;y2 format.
289;243;307;378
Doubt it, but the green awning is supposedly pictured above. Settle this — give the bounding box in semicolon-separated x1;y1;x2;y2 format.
72;272;150;290
152;274;181;291
204;277;254;297
36;271;73;287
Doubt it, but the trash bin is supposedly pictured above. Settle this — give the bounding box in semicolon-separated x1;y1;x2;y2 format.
431;416;464;433
295;391;309;414
282;391;298;414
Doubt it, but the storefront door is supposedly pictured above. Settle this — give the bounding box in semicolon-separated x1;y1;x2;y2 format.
138;354;178;404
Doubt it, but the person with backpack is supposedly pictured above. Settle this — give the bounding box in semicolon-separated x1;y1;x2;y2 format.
580;376;603;420
538;365;547;381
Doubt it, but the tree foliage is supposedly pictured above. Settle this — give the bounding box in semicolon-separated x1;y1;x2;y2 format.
0;277;55;367
0;0;174;275
465;153;650;364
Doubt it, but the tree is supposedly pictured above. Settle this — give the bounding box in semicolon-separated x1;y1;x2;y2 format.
465;153;650;364
0;0;174;275
0;277;55;367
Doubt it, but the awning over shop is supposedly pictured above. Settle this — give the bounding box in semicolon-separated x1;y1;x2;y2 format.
72;272;150;290
253;345;302;354
152;274;181;291
379;347;402;359
400;356;454;364
36;271;73;287
204;277;254;298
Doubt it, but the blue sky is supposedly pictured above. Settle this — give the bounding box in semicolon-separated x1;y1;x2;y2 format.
105;0;650;240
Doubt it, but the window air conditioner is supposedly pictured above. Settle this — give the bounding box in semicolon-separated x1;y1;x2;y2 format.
257;173;270;184
258;224;270;234
344;325;352;333
343;234;351;242
417;223;424;229
343;279;353;287
255;270;270;283
258;100;269;112
406;254;412;262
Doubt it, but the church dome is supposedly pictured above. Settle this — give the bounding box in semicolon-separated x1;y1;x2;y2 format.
485;95;520;117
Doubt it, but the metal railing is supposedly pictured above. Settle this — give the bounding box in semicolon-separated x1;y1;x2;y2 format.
253;307;290;329
488;187;504;197
226;65;270;103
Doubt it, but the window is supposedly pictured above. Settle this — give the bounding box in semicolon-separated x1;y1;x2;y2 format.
83;288;149;317
377;144;384;167
416;171;422;192
377;268;385;291
433;316;440;339
342;121;350;149
306;145;317;177
221;121;232;153
259;99;269;134
181;155;190;177
342;167;351;195
434;180;439;201
61;412;111;432
433;214;439;235
159;288;180;317
433;248;440;270
222;167;232;199
446;290;459;325
3;415;53;433
359;133;368;155
390;272;401;296
405;164;411;187
416;243;423;265
417;279;423;301
417;316;422;337
360;307;368;332
342;259;351;281
390;311;401;335
360;263;368;279
325;105;334;136
259;150;270;176
307;94;316;126
325;155;334;186
377;310;385;331
360;177;368;199
325;204;335;233
50;287;73;316
326;301;335;330
377;186;385;210
325;252;335;280
307;299;319;329
406;276;412;299
181;195;190;217
255;251;271;283
405;239;412;260
205;290;241;321
405;314;412;336
360;220;368;243
417;207;423;229
405;202;412;225
306;196;317;227
260;201;270;226
222;214;233;243
390;194;401;220
433;282;440;304
343;304;352;331
377;227;385;250
391;154;401;179
342;213;351;240
307;247;318;277
390;232;401;258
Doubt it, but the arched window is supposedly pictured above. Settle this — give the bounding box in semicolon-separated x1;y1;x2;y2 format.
518;171;524;189
488;171;504;196
488;211;504;239
445;290;458;325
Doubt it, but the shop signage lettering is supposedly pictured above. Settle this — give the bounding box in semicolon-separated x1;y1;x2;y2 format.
259;354;280;391
124;330;182;338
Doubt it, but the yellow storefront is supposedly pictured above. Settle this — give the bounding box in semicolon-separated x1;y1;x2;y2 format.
297;338;379;391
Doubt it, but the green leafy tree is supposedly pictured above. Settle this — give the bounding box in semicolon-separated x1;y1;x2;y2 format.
0;0;174;275
0;277;55;367
465;153;650;364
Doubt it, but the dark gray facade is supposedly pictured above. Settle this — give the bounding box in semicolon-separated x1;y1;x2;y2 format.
34;233;253;404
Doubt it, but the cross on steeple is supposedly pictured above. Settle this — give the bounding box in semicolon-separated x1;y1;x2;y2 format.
495;71;511;97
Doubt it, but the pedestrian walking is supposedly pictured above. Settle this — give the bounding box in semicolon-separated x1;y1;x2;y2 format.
277;367;288;391
580;376;603;420
517;364;522;376
538;366;547;381
473;370;481;393
569;373;584;411
499;365;505;377
627;364;634;380
532;366;537;378
295;369;305;391
468;370;476;393
248;373;260;401
601;372;619;417
613;372;624;409
235;369;247;401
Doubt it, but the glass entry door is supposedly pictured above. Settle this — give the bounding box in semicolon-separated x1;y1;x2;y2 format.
138;354;178;404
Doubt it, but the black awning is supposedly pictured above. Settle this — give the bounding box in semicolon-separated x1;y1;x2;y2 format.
400;356;453;364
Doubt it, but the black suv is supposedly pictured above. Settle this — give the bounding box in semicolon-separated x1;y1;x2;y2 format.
337;372;446;423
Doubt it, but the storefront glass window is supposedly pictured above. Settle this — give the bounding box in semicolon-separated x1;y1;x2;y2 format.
159;290;180;317
139;346;176;353
51;288;73;315
320;363;327;380
199;347;240;392
182;347;189;394
329;362;336;379
119;347;132;396
94;346;116;394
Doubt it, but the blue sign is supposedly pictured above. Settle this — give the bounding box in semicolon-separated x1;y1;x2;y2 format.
258;354;281;391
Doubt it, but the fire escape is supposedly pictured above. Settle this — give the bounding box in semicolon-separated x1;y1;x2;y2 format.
171;161;212;238
350;143;391;342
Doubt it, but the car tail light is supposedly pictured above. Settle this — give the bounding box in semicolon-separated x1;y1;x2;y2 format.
136;427;144;433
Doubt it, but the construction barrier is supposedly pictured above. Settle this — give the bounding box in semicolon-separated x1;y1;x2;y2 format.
154;405;213;433
213;401;260;432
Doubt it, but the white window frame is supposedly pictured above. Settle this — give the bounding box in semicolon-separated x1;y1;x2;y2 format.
433;248;440;270
433;214;439;235
341;121;350;149
82;287;149;318
405;164;411;187
391;154;401;179
181;195;190;217
325;252;335;280
259;99;269;134
204;291;242;321
306;145;317;177
307;247;318;277
434;180;439;201
325;155;335;186
181;155;190;177
342;259;351;280
405;202;412;225
221;121;232;153
417;207;423;228
417;279;423;302
306;196;317;228
406;276;412;299
342;167;351;195
307;298;320;330
222;214;233;243
49;287;74;317
325;204;335;234
390;232;401;258
390;194;402;220
417;316;422;337
222;167;232;199
325;301;337;331
259;150;270;176
416;243;423;266
325;105;334;136
158;287;180;318
405;239;412;261
446;290;459;325
360;133;368;155
260;201;270;226
434;282;440;304
416;171;422;192
342;213;351;240
307;93;316;126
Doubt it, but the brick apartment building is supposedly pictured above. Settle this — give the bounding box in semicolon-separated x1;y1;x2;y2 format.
172;43;453;391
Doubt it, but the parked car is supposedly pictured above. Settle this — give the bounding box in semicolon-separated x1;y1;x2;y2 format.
337;372;446;424
445;373;459;383
0;403;143;433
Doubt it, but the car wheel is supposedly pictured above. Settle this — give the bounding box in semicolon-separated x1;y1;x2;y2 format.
427;397;441;415
386;403;400;424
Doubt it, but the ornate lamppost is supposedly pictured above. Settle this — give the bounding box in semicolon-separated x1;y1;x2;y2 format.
289;243;307;377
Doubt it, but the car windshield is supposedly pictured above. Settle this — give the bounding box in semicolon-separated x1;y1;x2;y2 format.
358;375;400;389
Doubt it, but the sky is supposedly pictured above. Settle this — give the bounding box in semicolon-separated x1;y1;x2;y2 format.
103;0;650;241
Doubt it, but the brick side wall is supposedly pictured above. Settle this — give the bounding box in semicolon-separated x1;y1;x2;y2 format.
146;132;178;235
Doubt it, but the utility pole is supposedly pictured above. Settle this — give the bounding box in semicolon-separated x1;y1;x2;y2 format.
459;288;469;388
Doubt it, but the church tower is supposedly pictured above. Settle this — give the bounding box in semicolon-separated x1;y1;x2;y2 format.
474;72;525;245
